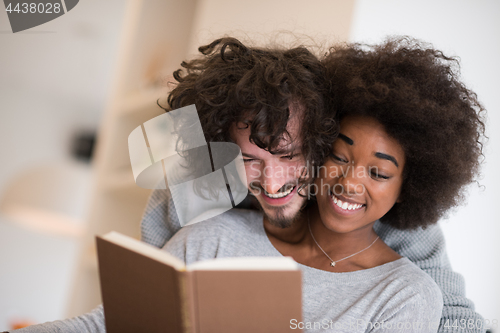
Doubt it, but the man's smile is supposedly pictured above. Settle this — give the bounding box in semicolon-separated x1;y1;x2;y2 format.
263;185;296;199
256;184;298;206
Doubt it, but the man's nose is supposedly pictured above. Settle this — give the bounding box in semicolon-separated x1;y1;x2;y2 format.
261;164;286;194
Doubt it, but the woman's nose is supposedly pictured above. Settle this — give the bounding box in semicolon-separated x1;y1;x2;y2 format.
338;165;365;196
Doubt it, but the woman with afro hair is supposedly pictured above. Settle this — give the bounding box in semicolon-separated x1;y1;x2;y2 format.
293;37;486;331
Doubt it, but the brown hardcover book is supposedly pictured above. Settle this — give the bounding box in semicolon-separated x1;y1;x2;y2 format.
96;232;303;333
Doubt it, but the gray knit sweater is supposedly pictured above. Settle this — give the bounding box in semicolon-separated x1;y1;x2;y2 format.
11;189;485;333
164;208;443;333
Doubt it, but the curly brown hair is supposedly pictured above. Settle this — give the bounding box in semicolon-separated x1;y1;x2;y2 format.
164;37;336;172
322;37;486;230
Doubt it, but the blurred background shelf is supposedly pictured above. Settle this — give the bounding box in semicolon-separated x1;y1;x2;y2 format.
103;169;137;191
65;0;197;317
116;87;167;116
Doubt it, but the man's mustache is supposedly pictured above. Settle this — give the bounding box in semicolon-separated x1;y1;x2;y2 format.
249;181;307;195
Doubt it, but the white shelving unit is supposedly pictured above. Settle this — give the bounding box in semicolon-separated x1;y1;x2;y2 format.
66;0;197;317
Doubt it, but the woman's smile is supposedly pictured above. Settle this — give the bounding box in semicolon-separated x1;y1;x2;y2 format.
329;192;365;215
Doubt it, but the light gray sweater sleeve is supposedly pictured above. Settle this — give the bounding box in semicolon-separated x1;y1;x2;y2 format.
10;305;105;333
371;279;443;333
374;221;485;333
140;188;181;248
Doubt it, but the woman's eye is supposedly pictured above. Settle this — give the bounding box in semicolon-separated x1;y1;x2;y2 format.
243;159;256;163
370;171;390;180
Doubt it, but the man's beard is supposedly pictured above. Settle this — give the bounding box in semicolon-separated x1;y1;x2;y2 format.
265;206;303;228
249;181;308;228
249;194;306;228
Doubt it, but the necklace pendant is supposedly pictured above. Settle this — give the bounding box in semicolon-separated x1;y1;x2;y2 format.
330;261;336;267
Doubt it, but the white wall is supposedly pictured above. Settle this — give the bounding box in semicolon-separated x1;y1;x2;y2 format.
185;0;356;56
350;0;500;324
0;0;126;329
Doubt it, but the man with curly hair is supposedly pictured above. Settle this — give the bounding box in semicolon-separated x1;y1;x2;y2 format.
142;37;335;244
10;37;485;333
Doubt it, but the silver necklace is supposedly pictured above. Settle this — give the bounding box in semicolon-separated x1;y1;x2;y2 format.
308;217;379;267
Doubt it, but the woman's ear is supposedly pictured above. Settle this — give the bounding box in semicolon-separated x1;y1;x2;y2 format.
396;194;403;203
